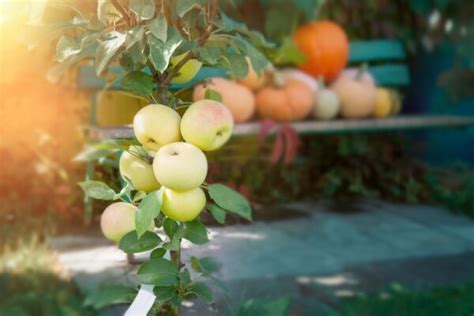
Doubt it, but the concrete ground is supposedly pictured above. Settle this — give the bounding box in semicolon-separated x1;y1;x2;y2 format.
49;200;474;315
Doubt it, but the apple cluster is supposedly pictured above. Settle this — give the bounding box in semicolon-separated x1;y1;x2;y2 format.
101;100;234;242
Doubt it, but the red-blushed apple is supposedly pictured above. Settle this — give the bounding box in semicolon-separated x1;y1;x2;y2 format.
133;104;181;151
180;99;234;151
161;187;206;222
170;53;203;84
100;202;153;243
153;142;208;191
119;146;160;192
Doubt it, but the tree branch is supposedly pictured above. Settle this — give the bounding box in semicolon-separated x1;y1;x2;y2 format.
161;0;219;87
111;0;131;26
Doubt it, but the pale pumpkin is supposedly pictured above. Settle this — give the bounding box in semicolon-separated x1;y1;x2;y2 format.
193;78;256;123
237;57;273;91
255;77;314;122
331;68;376;119
281;68;318;93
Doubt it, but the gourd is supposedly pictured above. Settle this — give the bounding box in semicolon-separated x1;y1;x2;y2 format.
331;67;376;119
373;87;402;117
293;20;349;82
255;74;314;122
193;78;256;123
313;79;340;120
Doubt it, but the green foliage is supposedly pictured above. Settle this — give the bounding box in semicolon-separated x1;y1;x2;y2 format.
204;89;223;102
207;134;473;217
235;297;291;316
190;256;220;276
183;220;209;245
208;183;252;220
41;0;270;98
84;284;137;309
119;231;161;254
339;283;474;316
137;258;179;286
135;189;163;237
191;282;214;304
207;203;227;224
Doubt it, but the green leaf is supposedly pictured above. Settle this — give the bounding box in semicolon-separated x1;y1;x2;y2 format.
95;31;126;76
56;35;81;62
119;231;161;254
97;0;122;26
136;189;163;237
184;220;209;245
121;71;154;96
191;282;214;304
78;181;116;200
148;28;183;73
114;177;133;200
176;0;206;17
208;184;252;221
236;297;290;316
163;218;179;238
207;203;226;224
129;0;155;20
148;14;167;42
163;224;185;251
179;269;191;287
204;89;223;102
150;247;167;259
137;258;179;286
74;146;117;162
84;284;136;309
125;26;145;49
190;256;220;275
153;286;176;303
222;52;248;78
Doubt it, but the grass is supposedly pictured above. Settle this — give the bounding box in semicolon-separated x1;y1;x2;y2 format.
337;283;474;316
0;217;96;316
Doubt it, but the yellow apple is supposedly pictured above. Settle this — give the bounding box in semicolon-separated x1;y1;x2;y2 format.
119;146;160;192
180;100;234;151
170;53;203;84
161;187;206;222
100;202;153;243
153;142;207;191
133;104;181;151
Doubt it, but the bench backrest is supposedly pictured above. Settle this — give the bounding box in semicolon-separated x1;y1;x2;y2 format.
348;40;409;87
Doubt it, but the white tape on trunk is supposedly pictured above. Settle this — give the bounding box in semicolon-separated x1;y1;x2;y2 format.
124;284;156;316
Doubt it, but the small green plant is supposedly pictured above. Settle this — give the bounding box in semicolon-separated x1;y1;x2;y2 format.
39;0;271;314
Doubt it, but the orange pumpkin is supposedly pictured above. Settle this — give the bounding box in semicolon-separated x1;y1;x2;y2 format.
193;78;256;123
255;77;314;122
293;21;349;82
330;68;376;119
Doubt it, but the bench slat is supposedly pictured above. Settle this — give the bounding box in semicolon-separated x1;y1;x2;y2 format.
369;64;410;86
349;40;406;63
84;116;474;139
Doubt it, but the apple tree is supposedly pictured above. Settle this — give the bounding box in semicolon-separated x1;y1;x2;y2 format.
39;0;271;314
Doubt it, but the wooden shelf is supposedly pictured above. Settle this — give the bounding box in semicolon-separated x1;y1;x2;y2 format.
85;115;474;140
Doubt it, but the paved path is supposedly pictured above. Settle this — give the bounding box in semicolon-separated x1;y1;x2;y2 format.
49;200;474;314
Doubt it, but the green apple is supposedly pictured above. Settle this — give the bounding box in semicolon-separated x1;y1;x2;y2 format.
153;142;207;191
180;100;234;151
170;53;203;84
100;202;153;243
161;187;206;222
119;146;160;192
133;104;181;151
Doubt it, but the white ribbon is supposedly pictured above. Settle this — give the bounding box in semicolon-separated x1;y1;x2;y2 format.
124;284;156;316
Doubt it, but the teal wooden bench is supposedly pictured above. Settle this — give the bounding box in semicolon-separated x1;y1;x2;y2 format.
79;39;474;223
